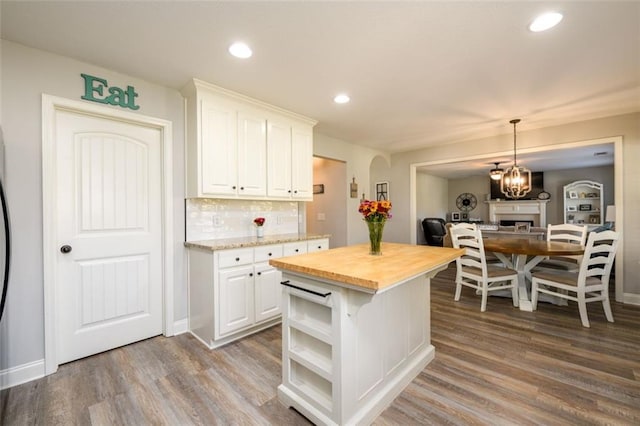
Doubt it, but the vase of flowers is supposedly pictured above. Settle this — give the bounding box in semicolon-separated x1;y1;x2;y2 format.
358;199;392;255
254;217;265;238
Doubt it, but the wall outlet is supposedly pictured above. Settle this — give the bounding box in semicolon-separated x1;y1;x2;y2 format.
212;216;222;226
317;213;326;221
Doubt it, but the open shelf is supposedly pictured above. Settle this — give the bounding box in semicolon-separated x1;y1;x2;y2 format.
290;359;333;412
290;329;332;380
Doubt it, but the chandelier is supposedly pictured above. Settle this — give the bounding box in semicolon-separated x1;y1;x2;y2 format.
489;162;503;180
500;119;531;199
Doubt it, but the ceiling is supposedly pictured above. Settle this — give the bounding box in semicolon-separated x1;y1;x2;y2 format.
1;1;638;164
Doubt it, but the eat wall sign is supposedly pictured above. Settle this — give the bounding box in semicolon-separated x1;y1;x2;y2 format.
81;73;140;110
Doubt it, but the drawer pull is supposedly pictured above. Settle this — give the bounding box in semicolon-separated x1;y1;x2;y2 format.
295;249;299;252
268;253;272;256
281;280;331;298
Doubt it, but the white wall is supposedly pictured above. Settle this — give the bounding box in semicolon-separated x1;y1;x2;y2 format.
388;112;640;296
312;133;389;245
0;40;186;372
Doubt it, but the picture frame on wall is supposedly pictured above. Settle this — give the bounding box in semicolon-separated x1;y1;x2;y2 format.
375;181;389;201
451;212;461;221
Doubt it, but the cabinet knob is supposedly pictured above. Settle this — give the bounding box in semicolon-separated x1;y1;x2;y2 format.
249;273;253;277
268;252;272;256
317;246;321;249
294;190;298;194
295;249;299;252
232;186;237;190
60;245;72;254
240;186;244;190
257;272;262;276
235;257;240;262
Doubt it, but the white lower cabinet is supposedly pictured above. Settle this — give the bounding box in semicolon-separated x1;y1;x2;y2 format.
188;238;329;348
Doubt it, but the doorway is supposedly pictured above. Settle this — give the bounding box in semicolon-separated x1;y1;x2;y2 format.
307;156;347;248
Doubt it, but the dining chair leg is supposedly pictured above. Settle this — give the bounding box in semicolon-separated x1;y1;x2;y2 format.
602;292;615;323
454;280;462;301
577;291;590;327
480;282;488;312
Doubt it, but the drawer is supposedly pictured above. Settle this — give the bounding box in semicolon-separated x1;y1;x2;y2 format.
218;247;254;268
284;241;308;257
307;239;329;253
255;244;283;262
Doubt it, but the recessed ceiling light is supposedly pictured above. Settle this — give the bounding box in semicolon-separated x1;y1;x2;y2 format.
228;42;252;58
334;94;350;104
529;12;563;32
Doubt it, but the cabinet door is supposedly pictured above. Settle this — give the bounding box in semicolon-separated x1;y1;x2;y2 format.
291;126;313;200
237;111;267;197
200;100;238;195
218;265;255;336
267;120;292;198
254;262;283;322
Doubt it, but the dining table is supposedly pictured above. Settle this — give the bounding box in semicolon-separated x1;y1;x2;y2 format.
482;238;585;311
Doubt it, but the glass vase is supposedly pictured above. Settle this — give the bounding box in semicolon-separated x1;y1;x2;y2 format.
256;226;264;238
367;220;385;255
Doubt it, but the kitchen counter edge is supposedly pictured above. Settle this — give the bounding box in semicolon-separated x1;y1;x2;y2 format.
184;233;331;251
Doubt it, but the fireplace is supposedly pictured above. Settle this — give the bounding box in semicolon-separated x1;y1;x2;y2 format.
499;220;534;227
487;200;549;227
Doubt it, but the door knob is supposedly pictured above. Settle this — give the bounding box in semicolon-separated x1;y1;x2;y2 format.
60;245;72;254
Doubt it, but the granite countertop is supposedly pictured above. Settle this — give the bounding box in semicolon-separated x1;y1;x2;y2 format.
184;233;331;251
270;242;464;292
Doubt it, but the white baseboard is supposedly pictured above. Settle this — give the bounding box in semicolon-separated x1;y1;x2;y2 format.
173;318;189;335
0;359;45;391
623;292;640;306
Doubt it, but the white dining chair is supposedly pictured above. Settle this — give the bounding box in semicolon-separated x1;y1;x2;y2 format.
531;230;619;328
449;223;519;312
534;224;588;273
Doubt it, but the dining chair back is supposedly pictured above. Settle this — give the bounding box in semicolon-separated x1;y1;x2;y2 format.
531;230;619;327
535;223;588;272
449;223;519;312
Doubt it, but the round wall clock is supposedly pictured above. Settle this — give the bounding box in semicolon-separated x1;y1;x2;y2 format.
456;192;477;211
538;191;551;200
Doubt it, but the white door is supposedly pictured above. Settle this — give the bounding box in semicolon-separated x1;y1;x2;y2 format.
218;266;254;336
254;263;282;322
55;109;163;364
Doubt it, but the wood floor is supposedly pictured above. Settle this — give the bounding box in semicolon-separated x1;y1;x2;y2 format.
2;266;639;425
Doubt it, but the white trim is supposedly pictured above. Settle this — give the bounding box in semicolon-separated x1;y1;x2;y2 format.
623;292;640;306
0;359;45;390
173;318;189;335
42;95;174;376
410;136;625;303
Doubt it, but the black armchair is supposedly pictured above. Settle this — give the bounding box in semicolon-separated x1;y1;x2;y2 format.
422;218;447;246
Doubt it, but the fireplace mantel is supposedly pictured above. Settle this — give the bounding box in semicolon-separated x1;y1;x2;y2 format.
486;200;549;227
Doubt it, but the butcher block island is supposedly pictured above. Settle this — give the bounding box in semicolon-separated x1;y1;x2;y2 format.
269;242;463;426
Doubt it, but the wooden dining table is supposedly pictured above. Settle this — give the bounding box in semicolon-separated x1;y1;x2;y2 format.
482;238;584;311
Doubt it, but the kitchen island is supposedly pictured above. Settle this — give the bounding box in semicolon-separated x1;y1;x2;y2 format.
269;242;463;426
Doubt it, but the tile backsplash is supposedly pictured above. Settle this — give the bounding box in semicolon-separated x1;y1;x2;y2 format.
186;198;301;241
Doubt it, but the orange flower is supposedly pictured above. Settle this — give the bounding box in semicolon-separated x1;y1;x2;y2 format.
359;200;392;222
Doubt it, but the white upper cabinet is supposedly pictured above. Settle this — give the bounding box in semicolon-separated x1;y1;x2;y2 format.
182;79;316;200
291;126;314;199
266;120;292;198
237;111;267;197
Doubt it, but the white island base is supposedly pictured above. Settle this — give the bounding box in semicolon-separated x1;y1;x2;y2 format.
277;270;438;425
